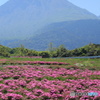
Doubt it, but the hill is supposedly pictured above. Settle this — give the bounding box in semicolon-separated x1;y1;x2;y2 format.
4;19;100;51
0;43;99;57
0;0;98;40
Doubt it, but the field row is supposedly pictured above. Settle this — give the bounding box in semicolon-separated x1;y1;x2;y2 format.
0;65;100;100
0;59;69;65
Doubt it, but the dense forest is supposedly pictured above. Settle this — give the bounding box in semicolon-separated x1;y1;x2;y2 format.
0;43;100;58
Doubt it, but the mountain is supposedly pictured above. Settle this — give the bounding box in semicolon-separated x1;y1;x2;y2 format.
0;0;98;40
3;19;100;51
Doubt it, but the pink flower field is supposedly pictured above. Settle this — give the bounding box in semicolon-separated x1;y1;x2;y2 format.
0;65;100;100
0;59;69;65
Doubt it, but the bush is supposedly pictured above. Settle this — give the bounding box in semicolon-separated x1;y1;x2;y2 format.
39;51;50;58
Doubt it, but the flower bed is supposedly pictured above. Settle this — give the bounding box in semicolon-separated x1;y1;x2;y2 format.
0;59;70;65
10;56;42;58
0;65;100;99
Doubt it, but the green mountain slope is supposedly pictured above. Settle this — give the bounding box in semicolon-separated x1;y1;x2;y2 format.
3;19;100;51
0;0;98;40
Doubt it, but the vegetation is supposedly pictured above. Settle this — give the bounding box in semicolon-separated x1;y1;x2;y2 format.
0;45;99;99
0;43;100;58
16;19;100;51
0;65;100;99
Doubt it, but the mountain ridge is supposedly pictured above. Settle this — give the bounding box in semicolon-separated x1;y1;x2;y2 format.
2;19;100;51
0;0;98;40
0;0;99;50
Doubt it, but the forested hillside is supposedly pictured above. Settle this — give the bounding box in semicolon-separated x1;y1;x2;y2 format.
0;0;99;51
5;19;100;51
0;44;99;58
0;0;97;40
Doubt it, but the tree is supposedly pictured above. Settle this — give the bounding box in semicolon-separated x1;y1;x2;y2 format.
39;51;50;58
48;43;56;57
55;45;68;57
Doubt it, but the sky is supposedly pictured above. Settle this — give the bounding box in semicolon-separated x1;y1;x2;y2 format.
0;0;9;6
0;0;100;16
69;0;100;16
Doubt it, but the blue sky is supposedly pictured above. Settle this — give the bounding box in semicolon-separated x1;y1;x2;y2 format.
0;0;100;16
0;0;9;6
69;0;100;16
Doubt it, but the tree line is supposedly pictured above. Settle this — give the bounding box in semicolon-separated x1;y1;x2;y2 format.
0;43;100;58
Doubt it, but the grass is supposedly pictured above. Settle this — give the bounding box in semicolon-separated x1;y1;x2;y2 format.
0;57;99;99
0;57;100;70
